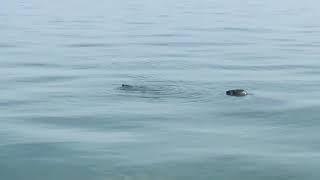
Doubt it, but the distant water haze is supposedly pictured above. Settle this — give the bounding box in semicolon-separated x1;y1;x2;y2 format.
1;0;320;179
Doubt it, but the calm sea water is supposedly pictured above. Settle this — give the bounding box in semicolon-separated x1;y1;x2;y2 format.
1;0;320;179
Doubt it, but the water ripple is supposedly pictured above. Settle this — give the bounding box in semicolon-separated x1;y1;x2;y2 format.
0;44;18;48
116;82;208;103
14;75;78;83
65;43;121;48
130;41;252;47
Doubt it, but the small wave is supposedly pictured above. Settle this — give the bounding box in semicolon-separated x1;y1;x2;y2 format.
66;43;119;48
219;27;273;33
126;33;189;38
1;121;138;145
282;43;320;48
0;99;42;107
15;75;78;83
0;44;18;48
207;64;320;71
130;41;251;48
17;63;62;68
125;21;155;25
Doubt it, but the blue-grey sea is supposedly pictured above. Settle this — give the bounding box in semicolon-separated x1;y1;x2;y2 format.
1;0;320;179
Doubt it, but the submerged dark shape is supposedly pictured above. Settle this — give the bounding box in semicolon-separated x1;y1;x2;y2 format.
226;89;248;96
121;84;133;88
120;84;148;91
120;84;135;90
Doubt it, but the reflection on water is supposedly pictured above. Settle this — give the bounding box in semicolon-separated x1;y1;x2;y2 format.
1;0;320;179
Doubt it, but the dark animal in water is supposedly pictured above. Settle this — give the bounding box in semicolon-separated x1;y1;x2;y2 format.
121;84;133;88
226;89;248;96
120;84;135;90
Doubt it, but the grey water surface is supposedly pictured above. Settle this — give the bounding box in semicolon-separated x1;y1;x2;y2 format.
1;0;320;179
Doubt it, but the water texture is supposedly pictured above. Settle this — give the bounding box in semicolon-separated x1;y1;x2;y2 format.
1;0;320;179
